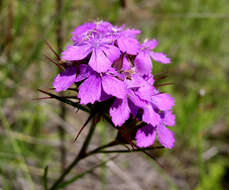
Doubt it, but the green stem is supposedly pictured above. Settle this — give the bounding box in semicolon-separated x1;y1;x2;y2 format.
95;146;164;154
87;140;119;156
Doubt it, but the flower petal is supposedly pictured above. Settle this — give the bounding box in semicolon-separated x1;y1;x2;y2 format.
89;49;112;73
122;29;141;38
122;55;131;70
101;45;120;62
128;90;146;108
163;111;176;127
110;98;130;126
102;75;127;99
126;74;145;88
157;124;175;149
128;99;139;118
151;93;175;111
75;64;92;82
150;52;171;64
117;37;140;55
144;74;154;85
134;52;152;75
99;89;112;102
96;21;113;33
53;66;76;92
71;22;96;43
142;104;161;126
78;74;101;104
62;45;91;61
136;84;154;102
136;125;156;148
142;39;158;49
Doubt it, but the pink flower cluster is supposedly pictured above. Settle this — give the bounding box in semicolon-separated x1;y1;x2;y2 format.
53;21;176;149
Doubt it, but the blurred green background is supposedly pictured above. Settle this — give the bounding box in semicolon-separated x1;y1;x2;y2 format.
0;0;229;189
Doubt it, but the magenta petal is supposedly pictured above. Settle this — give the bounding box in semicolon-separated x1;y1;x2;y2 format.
163;111;176;127
142;104;161;126
126;74;145;88
128;90;146;108
110;98;130;126
75;64;92;82
89;49;112;73
102;75;127;99
150;52;171;64
157;124;175;149
152;93;175;111
107;67;125;80
128;75;154;101
142;39;158;49
136;125;156;148
61;45;91;61
134;52;152;75
99;89;112;102
128;99;139;118
117;37;140;55
144;74;154;85
136;84;154;102
123;29;141;38
78;74;101;105
122;55;131;70
102;45;120;62
53;66;76;92
96;21;113;32
71;22;96;42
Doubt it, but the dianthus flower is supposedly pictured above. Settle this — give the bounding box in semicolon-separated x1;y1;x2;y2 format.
52;21;176;149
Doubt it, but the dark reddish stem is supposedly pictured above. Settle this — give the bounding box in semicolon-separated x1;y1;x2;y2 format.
44;54;65;71
73;113;95;142
45;40;60;61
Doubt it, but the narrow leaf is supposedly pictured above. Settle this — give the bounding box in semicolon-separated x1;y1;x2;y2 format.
37;88;89;113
